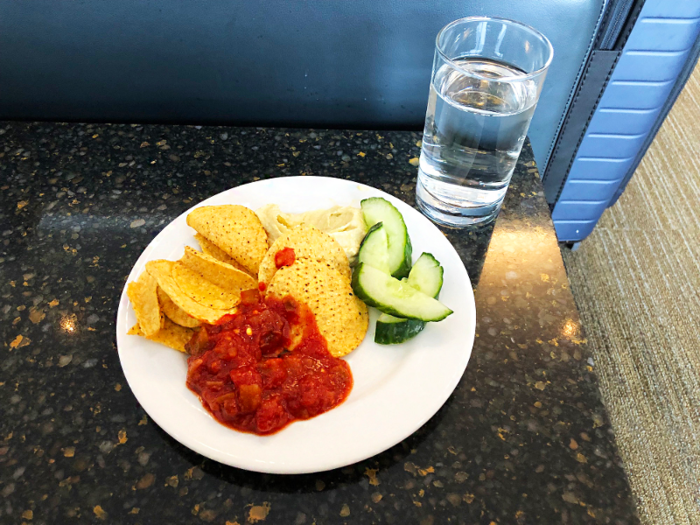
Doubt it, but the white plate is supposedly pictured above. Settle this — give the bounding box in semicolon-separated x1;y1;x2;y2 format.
116;176;475;474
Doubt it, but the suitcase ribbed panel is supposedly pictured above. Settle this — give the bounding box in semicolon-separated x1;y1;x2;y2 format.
552;0;700;241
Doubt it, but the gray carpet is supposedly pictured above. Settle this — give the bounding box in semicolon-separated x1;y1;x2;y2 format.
562;65;700;524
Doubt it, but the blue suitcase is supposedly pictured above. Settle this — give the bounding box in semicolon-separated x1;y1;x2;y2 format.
544;0;700;243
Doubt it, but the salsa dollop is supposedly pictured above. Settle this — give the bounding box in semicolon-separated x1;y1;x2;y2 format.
185;290;353;435
274;247;296;269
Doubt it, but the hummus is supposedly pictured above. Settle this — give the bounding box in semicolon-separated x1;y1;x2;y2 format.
256;204;366;262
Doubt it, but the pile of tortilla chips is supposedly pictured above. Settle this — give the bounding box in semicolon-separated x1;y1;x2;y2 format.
127;204;368;357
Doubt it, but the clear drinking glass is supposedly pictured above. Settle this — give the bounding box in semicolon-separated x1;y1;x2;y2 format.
416;17;553;227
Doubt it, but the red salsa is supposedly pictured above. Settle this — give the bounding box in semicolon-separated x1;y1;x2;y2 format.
274;247;296;269
185;290;353;435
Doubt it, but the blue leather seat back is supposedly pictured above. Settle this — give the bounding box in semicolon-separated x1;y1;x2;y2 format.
0;0;604;170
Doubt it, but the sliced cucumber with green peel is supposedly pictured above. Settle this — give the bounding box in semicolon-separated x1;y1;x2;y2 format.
406;253;443;297
352;263;452;322
375;253;445;344
361;197;412;278
354;199;452;341
374;315;426;345
357;222;390;273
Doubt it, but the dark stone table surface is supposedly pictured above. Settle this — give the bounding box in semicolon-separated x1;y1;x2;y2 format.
0;122;638;524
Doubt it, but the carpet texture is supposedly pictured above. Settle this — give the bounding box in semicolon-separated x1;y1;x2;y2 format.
562;66;700;524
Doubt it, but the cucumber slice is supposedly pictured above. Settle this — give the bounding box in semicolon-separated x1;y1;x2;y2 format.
374;316;426;345
375;253;445;344
352;263;452;322
361;197;412;278
407;253;443;298
357;222;390;273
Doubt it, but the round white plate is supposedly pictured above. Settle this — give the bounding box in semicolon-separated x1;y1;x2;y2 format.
116;176;475;474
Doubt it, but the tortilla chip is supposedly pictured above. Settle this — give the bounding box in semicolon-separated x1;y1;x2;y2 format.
168;247;256;310
258;225;351;288
194;233;252;276
171;262;239;310
157;286;201;328
128;317;194;353
126;271;163;337
266;258;368;357
186;205;268;275
181;246;257;293
145;259;233;324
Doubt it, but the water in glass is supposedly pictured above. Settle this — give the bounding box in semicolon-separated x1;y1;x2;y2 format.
417;57;538;225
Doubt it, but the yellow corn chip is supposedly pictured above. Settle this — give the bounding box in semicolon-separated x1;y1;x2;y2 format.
145;260;233;324
126;271;163;337
172;262;240;310
157;286;201;328
168;247;256;310
194;233;252;276
180;246;257;293
186;205;268;275
258;225;351;288
128;317;194;353
266;258;368;357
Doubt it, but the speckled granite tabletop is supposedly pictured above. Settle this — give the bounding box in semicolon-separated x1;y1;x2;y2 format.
0;123;638;524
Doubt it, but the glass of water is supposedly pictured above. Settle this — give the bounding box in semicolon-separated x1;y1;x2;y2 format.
416;17;553;227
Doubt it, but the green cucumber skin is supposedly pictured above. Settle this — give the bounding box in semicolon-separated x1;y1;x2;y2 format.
351;267;382;309
351;263;452;322
357;222;389;273
373;252;444;344
360;197;412;279
394;235;412;279
375;316;426;345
